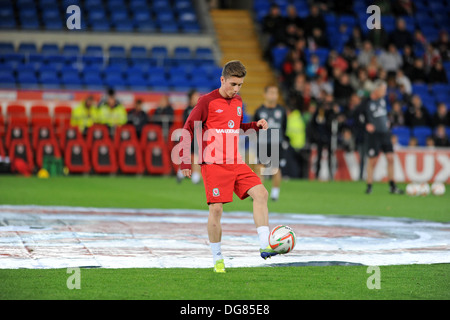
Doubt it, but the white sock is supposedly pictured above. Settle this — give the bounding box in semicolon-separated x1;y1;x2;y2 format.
256;226;270;249
271;187;280;200
176;169;184;179
210;242;223;263
192;171;201;184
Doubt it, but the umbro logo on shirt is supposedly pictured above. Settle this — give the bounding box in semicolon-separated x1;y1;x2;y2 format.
215;109;223;113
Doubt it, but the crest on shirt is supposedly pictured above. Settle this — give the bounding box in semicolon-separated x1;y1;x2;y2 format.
237;106;242;116
212;188;220;197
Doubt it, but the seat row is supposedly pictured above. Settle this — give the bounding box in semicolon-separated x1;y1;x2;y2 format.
2;123;179;175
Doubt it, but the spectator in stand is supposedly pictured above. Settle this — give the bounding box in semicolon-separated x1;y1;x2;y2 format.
333;72;354;107
98;91;127;133
423;43;441;73
426;136;435;147
127;99;149;138
427;61;448;84
396;69;412;96
401;45;415;79
71;95;99;135
413;29;427;55
282;23;302;49
432;102;450;128
405;94;432;127
392;0;415;16
434;30;449;61
327;50;349;74
308;27;329;49
388;101;406;128
433;124;450;147
410;58;427;83
357;40;376;67
310;68;333;99
389;18;413;50
350;67;375;97
306;54;322;79
261;4;286;60
283;58;305;90
304;4;326;37
378;43;403;73
347;26;365;50
284;5;303;31
408;136;418;146
386;74;403;105
152;94;174;135
366;55;380;80
367;20;389;49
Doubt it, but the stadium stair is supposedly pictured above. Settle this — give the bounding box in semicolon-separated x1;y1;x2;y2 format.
210;9;278;114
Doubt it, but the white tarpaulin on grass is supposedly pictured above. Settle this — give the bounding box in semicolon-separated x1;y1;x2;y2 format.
0;205;449;269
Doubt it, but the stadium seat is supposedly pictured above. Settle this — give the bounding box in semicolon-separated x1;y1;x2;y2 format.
53;105;72;133
144;142;171;175
114;124;138;149
391;126;410;146
7;104;26;118
31;105;52;127
118;140;145;174
86;124;111;150
140;124;164;149
9;139;34;173
91;139;118;174
412;126;432;146
35;138;61;169
65;139;91;174
5;123;29;150
32;124;56;150
59;125;83;152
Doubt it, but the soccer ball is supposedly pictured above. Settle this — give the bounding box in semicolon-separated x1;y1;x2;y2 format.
269;225;296;254
418;182;430;196
406;183;419;196
431;182;446;196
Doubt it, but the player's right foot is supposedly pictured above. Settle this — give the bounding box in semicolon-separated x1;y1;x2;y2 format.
365;185;373;194
260;246;278;260
213;259;226;273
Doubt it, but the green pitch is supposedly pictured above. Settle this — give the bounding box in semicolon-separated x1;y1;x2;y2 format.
0;175;449;300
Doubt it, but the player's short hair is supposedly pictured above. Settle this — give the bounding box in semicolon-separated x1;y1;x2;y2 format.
222;60;247;79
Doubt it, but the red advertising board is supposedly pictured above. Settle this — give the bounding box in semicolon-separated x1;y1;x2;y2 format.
310;148;450;183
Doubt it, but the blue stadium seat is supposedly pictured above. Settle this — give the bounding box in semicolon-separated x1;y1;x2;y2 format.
0;74;16;88
391;126;410;146
130;46;147;58
412;126;432;146
17;42;37;55
271;46;290;69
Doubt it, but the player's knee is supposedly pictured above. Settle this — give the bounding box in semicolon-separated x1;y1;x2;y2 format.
209;203;223;217
253;186;268;203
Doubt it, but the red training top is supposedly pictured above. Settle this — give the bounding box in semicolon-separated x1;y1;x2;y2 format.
179;89;260;170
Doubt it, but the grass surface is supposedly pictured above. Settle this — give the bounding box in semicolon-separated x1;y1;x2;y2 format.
1;264;449;300
1;175;449;221
0;175;449;300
